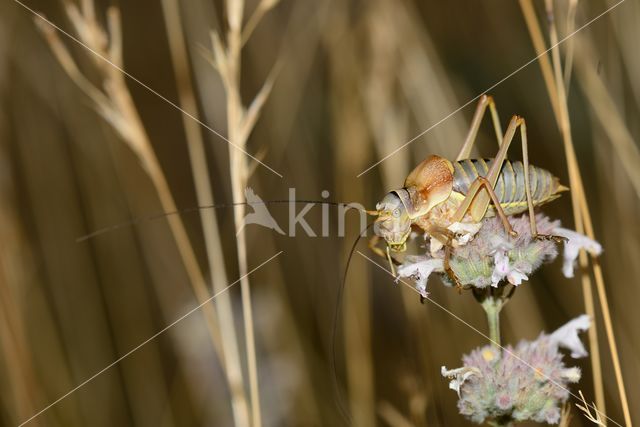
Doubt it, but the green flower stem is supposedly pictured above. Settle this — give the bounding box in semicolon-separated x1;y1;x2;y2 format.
482;294;513;427
481;296;504;348
488;419;513;427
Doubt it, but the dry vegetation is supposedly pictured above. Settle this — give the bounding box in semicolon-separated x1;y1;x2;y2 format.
0;0;638;426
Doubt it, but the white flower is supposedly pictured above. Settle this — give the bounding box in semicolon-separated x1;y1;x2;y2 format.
507;269;528;286
491;251;509;286
553;228;602;278
549;314;591;358
560;367;582;383
447;221;483;246
397;258;444;297
430;222;483;256
429;237;444;256
491;251;529;287
441;365;481;397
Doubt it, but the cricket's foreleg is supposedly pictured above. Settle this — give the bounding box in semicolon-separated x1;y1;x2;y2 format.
444;244;463;293
427;225;464;293
368;235;401;276
386;246;397;277
457;95;504;161
368;235;386;258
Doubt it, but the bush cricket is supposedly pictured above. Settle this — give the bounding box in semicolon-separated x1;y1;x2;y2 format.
368;95;569;289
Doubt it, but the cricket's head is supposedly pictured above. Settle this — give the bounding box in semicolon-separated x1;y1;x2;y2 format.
372;190;412;252
370;155;455;252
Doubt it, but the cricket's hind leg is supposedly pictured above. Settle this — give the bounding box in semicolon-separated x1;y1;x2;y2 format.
516;119;567;242
453;115;556;240
457;94;504;161
450;116;526;239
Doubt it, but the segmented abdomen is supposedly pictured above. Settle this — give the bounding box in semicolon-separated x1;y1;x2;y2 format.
452;158;563;215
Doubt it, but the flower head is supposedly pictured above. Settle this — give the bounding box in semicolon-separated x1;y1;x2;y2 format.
441;315;590;425
400;214;559;290
397;213;602;291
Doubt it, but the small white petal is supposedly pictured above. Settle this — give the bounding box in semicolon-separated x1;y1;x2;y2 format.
507;270;528;286
429;237;444;255
441;365;481;397
560;367;582;383
447;222;482;247
553;228;603;278
397;258;444;296
491;251;510;287
549;314;591;358
448;221;482;235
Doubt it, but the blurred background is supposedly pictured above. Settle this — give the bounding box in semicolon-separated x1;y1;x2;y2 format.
0;0;638;425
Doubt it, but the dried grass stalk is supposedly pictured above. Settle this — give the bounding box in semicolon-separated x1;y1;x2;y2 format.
518;0;606;416
323;5;375;424
377;401;414;427
573;39;640;199
545;2;632;423
521;1;633;425
160;1;250;425
35;0;226;362
576;390;606;426
208;1;281;425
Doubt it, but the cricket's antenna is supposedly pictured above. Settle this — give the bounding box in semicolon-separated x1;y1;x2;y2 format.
331;221;375;424
76;200;367;242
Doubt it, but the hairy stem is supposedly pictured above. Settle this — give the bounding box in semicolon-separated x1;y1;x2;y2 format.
489;419;514;427
481;296;503;348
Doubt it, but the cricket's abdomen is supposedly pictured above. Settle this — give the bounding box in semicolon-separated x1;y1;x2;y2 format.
452;158;566;216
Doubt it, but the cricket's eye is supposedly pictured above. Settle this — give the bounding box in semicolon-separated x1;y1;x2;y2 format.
392;208;401;218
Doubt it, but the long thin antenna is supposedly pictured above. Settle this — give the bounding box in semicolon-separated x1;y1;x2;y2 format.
331;222;375;424
77;200;369;242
